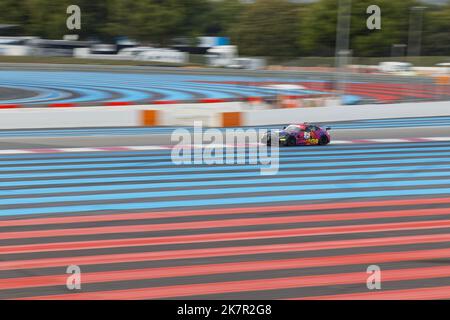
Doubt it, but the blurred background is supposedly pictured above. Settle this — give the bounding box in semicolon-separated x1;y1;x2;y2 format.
0;0;448;66
0;0;449;106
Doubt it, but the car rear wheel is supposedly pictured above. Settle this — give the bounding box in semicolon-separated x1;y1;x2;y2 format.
287;136;297;146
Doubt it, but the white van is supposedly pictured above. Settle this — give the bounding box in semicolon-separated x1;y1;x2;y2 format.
436;63;450;75
378;62;415;75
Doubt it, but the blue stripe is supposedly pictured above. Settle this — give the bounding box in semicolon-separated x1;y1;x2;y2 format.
1;146;450;166
1;158;448;179
1;156;449;176
1;177;449;205
1;187;450;217
1;164;449;187
3;170;450;197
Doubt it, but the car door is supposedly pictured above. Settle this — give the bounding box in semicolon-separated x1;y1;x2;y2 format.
299;128;309;145
304;126;319;145
309;126;320;145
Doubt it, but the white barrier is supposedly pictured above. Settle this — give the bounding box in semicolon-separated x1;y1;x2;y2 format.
242;101;450;126
0;103;244;129
0;45;33;56
0;107;140;129
0;101;449;129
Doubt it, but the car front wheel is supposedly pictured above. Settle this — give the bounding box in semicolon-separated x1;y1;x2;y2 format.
319;135;329;145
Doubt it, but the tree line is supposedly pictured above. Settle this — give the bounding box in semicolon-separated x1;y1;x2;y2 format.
0;0;449;58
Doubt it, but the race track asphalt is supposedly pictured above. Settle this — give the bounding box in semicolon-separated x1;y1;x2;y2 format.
0;116;449;299
1;116;450;149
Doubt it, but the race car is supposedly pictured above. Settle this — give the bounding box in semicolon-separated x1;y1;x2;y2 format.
263;123;331;146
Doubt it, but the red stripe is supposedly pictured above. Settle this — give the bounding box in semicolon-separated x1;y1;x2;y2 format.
2;197;448;228
2;228;450;264
18;265;450;300
2;207;449;241
151;100;180;105
2;216;450;243
48;103;77;108
0;104;21;109
341;83;437;100
353;83;437;98
347;87;429;99
2;237;450;272
6;250;450;291
4;250;450;290
3;230;450;257
198;98;228;103
297;286;450;300
102;102;132;106
246;97;264;102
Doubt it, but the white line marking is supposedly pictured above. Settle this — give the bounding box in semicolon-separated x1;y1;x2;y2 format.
0;137;448;154
127;146;170;151
57;148;100;152
0;150;32;154
425;137;450;141
369;139;406;143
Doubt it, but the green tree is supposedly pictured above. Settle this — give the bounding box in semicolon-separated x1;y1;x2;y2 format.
71;0;110;40
21;0;72;39
203;0;244;36
102;0;212;45
230;0;302;58
423;3;450;56
1;0;449;57
299;0;337;56
300;0;420;57
0;0;27;26
351;0;418;57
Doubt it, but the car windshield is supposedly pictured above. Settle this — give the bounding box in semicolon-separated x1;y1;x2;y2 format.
285;125;301;133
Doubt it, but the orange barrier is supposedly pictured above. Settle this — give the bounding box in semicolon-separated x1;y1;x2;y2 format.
435;76;450;85
279;96;300;109
142;110;159;126
222;112;242;127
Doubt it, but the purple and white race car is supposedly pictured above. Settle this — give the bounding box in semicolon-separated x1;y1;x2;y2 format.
263;123;331;146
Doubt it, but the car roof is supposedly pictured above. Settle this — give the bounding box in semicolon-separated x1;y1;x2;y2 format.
290;123;315;129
